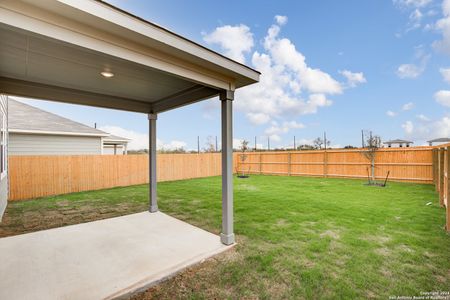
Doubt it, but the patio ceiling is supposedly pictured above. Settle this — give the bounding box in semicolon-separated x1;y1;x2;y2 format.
0;0;260;247
0;0;260;113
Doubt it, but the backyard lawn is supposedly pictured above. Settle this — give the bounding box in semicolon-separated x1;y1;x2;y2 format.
1;175;449;299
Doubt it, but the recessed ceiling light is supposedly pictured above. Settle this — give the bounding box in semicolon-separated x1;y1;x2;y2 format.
100;71;114;78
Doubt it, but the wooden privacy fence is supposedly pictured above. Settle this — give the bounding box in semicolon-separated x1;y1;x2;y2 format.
9;147;450;231
236;147;434;184
432;144;450;231
9;153;222;201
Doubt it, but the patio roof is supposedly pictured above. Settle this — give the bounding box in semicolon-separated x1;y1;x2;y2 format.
0;0;259;113
1;0;259;249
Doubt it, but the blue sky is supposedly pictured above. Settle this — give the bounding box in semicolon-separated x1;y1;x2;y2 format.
18;0;450;150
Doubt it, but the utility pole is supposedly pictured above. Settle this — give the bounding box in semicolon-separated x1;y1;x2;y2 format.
215;136;218;152
361;130;365;148
294;136;296;150
197;136;200;154
324;132;327;150
94;122;97;129
267;137;270;151
254;136;257;152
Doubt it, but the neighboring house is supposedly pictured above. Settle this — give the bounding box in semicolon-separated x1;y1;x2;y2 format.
427;138;450;146
383;139;413;148
103;135;130;155
8;99;129;155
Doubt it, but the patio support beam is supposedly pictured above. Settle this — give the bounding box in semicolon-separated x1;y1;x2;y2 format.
220;90;235;245
148;113;158;213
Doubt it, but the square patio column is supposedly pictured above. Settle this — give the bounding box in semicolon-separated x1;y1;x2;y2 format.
220;90;235;245
148;113;158;213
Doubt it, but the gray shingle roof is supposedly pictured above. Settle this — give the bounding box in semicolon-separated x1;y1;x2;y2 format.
103;135;130;142
8;99;108;136
383;139;413;144
427;137;450;143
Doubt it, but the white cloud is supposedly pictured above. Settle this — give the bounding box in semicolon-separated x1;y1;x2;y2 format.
396;45;430;78
204;15;364;143
263;23;342;94
396;63;423;78
440;67;450;83
433;0;450;55
264;120;305;138
203;24;254;63
99;125;148;150
233;138;243;149
394;0;435;33
417;114;430;121
393;0;432;8
246;112;271;125
339;70;367;87
402;102;415;110
434;90;450;106
201;98;220;120
275;15;288;25
99;125;186;151
410;8;424;22
407;8;424;31
231;17;342;128
402;121;414;134
402;116;450;140
158;139;187;151
387;110;398;117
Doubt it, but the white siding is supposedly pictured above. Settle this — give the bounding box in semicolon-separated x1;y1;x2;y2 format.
103;144;125;155
0;95;8;219
9;133;102;155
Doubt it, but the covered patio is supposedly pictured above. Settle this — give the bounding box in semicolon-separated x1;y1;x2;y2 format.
0;0;259;297
0;212;229;299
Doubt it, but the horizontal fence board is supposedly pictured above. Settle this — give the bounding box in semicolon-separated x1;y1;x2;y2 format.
9;147;437;201
236;148;434;184
9;153;222;201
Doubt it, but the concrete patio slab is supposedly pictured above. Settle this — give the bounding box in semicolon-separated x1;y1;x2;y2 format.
0;212;230;300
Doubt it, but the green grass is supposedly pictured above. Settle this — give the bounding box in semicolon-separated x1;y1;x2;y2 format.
2;175;449;299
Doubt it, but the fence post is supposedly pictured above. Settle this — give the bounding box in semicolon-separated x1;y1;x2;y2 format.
447;147;450;231
432;149;438;191
288;152;291;176
437;149;441;193
440;148;445;207
324;150;328;178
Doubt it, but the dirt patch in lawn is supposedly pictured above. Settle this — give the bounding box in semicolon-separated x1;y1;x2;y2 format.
0;200;145;238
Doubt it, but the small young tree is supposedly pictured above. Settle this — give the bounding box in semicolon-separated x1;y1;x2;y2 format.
313;137;331;149
313;137;324;149
238;140;249;177
203;135;216;153
363;131;382;184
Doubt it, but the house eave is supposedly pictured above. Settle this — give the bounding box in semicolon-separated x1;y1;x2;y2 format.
9;129;109;137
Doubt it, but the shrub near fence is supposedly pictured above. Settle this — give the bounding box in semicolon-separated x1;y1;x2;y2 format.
236;147;433;184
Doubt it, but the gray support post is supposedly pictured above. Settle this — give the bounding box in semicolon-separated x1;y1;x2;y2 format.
220;90;235;245
148;113;158;213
